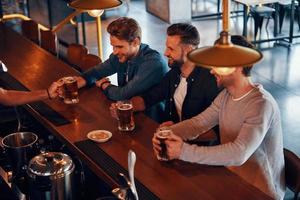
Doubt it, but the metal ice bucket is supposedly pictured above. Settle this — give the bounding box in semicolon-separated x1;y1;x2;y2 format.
1;132;38;178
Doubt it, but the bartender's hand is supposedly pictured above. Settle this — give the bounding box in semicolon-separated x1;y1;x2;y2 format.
165;133;183;160
159;121;174;128
109;103;118;119
96;77;111;90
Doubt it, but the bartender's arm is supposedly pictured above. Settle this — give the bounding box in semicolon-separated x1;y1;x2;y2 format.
0;82;60;106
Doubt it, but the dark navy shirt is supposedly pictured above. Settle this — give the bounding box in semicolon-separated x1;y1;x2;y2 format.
142;66;221;123
82;43;168;101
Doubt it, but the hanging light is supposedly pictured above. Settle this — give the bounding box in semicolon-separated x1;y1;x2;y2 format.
87;10;104;17
188;0;263;70
67;0;122;60
69;0;122;10
212;67;236;75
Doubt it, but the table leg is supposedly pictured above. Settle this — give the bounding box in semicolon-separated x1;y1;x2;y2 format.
289;0;295;44
243;4;248;37
274;3;279;37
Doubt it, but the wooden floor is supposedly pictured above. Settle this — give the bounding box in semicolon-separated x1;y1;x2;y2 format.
79;1;300;157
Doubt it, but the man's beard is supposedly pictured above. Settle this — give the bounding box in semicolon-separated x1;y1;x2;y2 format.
168;59;184;69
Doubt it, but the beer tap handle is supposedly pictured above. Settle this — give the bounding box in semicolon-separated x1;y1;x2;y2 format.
112;173;132;200
117;173;131;189
128;150;138;200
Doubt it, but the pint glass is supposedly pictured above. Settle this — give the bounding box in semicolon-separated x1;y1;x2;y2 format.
117;100;135;131
155;128;172;161
61;77;79;104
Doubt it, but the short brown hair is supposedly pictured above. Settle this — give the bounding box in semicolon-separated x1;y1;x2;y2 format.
107;17;141;42
167;23;200;47
230;35;255;77
215;35;256;76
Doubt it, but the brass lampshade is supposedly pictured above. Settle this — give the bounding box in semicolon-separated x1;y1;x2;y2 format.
69;0;122;10
67;0;122;59
188;0;263;68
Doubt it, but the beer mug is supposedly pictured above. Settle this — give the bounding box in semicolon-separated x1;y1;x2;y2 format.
59;76;79;104
155;127;172;161
116;100;135;131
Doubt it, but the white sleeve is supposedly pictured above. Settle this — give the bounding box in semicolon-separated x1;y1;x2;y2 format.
169;90;225;140
179;98;275;166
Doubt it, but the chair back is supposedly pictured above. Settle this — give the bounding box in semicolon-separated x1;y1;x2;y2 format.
284;148;300;200
40;30;58;56
21;20;39;44
67;44;88;68
81;54;102;72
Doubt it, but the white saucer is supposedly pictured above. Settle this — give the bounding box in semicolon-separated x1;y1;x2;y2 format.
87;130;112;143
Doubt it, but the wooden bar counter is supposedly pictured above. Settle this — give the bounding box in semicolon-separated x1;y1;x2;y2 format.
0;23;273;200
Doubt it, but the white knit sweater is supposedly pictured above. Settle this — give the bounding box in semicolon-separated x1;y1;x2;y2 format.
170;84;285;200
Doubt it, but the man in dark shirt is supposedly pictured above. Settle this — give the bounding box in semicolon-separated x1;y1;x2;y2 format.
76;17;167;101
129;23;219;122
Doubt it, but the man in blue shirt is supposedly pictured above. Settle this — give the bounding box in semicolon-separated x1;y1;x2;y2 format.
76;17;168;102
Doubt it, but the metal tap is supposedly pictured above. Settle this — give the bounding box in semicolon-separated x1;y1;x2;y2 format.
112;150;139;200
112;173;136;200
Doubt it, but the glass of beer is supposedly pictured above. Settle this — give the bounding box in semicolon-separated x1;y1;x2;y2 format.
117;100;135;131
61;76;79;104
155;127;172;161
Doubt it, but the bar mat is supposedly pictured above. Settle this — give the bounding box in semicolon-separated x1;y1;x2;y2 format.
0;178;18;200
0;73;70;126
75;140;159;200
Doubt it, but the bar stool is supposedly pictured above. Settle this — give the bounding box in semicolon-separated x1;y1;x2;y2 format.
284;148;300;200
250;5;276;40
278;0;300;33
40;30;58;56
67;44;88;70
81;54;102;72
21;20;39;44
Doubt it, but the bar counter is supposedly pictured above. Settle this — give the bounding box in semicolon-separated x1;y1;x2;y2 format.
0;23;273;200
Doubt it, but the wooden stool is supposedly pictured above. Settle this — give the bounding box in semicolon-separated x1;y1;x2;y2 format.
250;5;275;40
284;148;300;200
81;54;102;72
21;20;39;44
67;44;88;69
40;30;58;56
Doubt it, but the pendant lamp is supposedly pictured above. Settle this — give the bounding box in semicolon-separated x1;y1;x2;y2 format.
187;0;263;69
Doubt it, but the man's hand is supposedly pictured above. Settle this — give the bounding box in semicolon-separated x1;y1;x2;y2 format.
47;81;61;99
95;77;111;90
152;133;162;159
131;96;145;111
165;133;184;160
75;76;87;88
109;103;118;119
159;121;174;128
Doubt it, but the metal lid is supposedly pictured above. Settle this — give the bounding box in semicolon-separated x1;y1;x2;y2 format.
2;132;38;149
27;152;74;177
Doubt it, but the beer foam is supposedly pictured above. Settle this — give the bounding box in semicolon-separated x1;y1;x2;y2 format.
118;103;133;110
157;130;171;138
64;77;76;83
